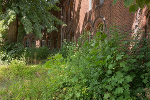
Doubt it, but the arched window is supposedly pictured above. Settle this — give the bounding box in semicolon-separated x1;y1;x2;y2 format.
41;40;46;47
86;25;92;41
96;23;104;33
25;38;29;47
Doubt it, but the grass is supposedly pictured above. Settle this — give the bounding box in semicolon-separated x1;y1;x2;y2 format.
0;59;52;99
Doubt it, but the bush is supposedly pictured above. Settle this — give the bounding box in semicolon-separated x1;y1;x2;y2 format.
45;28;150;99
60;40;77;59
25;46;50;60
1;28;150;99
0;42;25;64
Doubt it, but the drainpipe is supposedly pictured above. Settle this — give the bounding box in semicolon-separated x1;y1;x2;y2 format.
61;5;63;48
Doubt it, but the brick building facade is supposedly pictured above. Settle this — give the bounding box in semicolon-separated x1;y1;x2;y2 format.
23;0;150;49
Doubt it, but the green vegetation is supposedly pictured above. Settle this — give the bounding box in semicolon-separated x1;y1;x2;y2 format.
0;0;62;42
0;42;51;65
0;28;150;99
113;0;150;12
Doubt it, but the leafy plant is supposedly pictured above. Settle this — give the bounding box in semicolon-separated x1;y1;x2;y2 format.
45;27;150;99
113;0;150;12
0;42;25;63
25;46;50;60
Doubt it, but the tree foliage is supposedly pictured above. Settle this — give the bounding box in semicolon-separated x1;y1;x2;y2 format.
113;0;150;12
0;0;62;38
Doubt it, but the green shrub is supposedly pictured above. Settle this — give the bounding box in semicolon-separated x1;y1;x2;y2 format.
25;46;50;60
60;40;77;59
0;42;25;64
45;28;150;99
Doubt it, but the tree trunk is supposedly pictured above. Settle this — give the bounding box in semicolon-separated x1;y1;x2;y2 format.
7;17;18;43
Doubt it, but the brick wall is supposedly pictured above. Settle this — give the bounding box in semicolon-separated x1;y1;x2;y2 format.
61;0;135;42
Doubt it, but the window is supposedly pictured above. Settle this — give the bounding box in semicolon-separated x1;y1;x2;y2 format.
41;40;46;47
89;0;92;10
86;25;92;42
55;39;58;49
97;23;104;32
25;38;29;47
48;40;51;49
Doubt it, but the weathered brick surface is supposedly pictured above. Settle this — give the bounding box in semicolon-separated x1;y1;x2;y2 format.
62;0;135;42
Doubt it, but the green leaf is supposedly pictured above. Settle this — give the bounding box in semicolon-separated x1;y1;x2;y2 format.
107;70;112;74
76;92;80;97
123;66;129;71
96;31;102;36
116;71;123;78
147;2;150;10
107;55;111;60
124;84;130;89
128;59;136;63
108;64;114;69
120;61;127;67
104;93;110;99
116;54;122;61
146;61;150;67
125;75;132;82
124;0;135;7
118;78;124;84
145;0;150;4
136;0;146;8
101;33;107;40
114;87;124;94
113;0;118;5
129;4;139;13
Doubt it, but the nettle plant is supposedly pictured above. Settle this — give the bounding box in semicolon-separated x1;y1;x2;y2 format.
45;28;150;99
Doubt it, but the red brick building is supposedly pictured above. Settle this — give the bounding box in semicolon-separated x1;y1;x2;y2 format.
23;0;150;49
